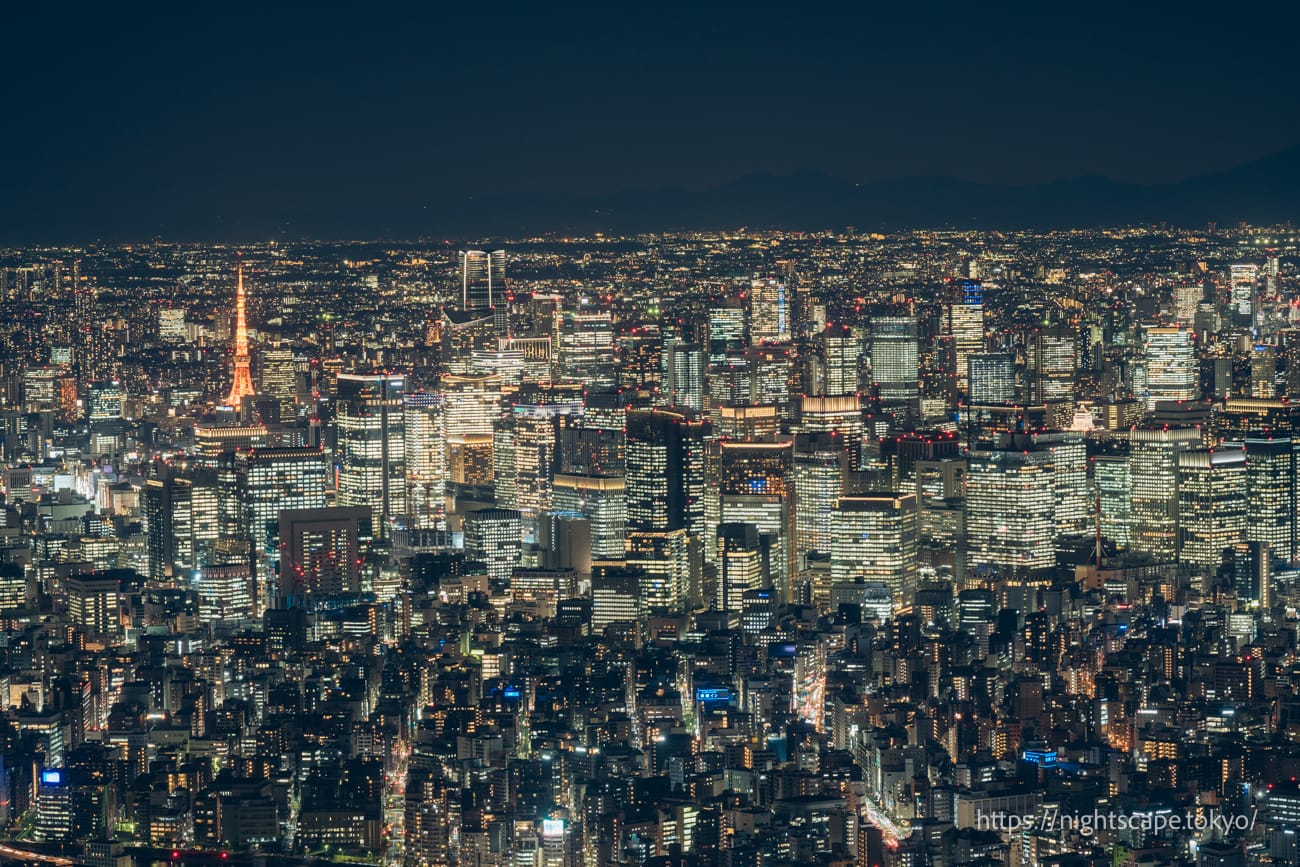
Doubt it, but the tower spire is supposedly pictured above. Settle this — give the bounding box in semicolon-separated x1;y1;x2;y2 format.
225;259;256;406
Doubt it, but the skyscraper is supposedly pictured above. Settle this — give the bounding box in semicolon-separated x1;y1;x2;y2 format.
1128;426;1201;561
625;409;710;536
868;315;919;411
225;262;257;407
967;353;1016;404
947;281;985;393
965;446;1056;573
720;440;795;599
716;522;767;612
1229;262;1258;322
460;249;506;309
830;494;919;610
816;325;864;397
404;391;447;532
749;277;790;344
1029;327;1076;403
707;301;748;364
1245;435;1299;566
556;310;616;388
1143;325;1197;410
464;507;522;585
336;373;407;539
1176;447;1247;570
663;340;706;411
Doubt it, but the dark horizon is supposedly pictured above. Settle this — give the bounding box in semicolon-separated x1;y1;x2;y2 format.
7;2;1300;243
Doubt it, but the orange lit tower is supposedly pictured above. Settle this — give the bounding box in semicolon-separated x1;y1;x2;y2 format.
225;261;256;406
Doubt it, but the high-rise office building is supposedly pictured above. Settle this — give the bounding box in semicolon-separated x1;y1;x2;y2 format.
553;474;626;559
965;445;1056;573
716;522;768;612
1028;327;1076;403
279;506;372;598
1177;447;1247;570
261;345;298;419
234;447;329;589
1229;262;1258;321
798;395;864;471
663;341;706;411
404;391;447;531
1173;282;1203;326
460;249;506;309
1128;426;1201;561
947;281;985;393
1143;325;1197;410
816;325;864;397
509;383;583;523
464;508;522;585
1250;345;1278;399
1093;453;1131;549
869;316;920;410
556;310;616;388
749;277;790;344
625;409;710;537
967;353;1016;404
336;373;407;539
626;528;690;612
720;440;795;599
1245;435;1299;566
707;301;748;364
830;494;919;610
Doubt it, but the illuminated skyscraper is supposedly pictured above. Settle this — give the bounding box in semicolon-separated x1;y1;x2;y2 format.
1230;262;1258;321
1143;325;1197;410
817;325;864;397
1029;326;1076;403
720;440;795;599
460;249;506;309
404;391;447;532
464;507;522;584
716;523;767;611
663;340;706;411
225;262;257;407
625;409;710;536
234;447;329;604
556;310;615;388
336;373;407;539
1093;454;1131;549
798;394;864;465
830;494;919;609
965;446;1056;573
1250;344;1277;399
1176;447;1246;570
967;353;1015;404
553;473;625;559
261;345;298;419
1173;282;1202;325
626;528;690;611
1128;426;1201;561
1245;435;1299;566
749;277;790;344
947;281;985;393
707;300;748;364
868;315;919;410
509;383;584;523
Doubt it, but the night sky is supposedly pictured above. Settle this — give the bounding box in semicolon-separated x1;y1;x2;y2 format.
6;2;1300;241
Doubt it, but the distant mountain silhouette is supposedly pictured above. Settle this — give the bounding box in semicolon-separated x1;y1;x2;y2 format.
352;144;1300;239
13;146;1300;244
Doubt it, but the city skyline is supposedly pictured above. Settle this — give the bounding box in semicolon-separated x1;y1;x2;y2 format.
7;4;1300;865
